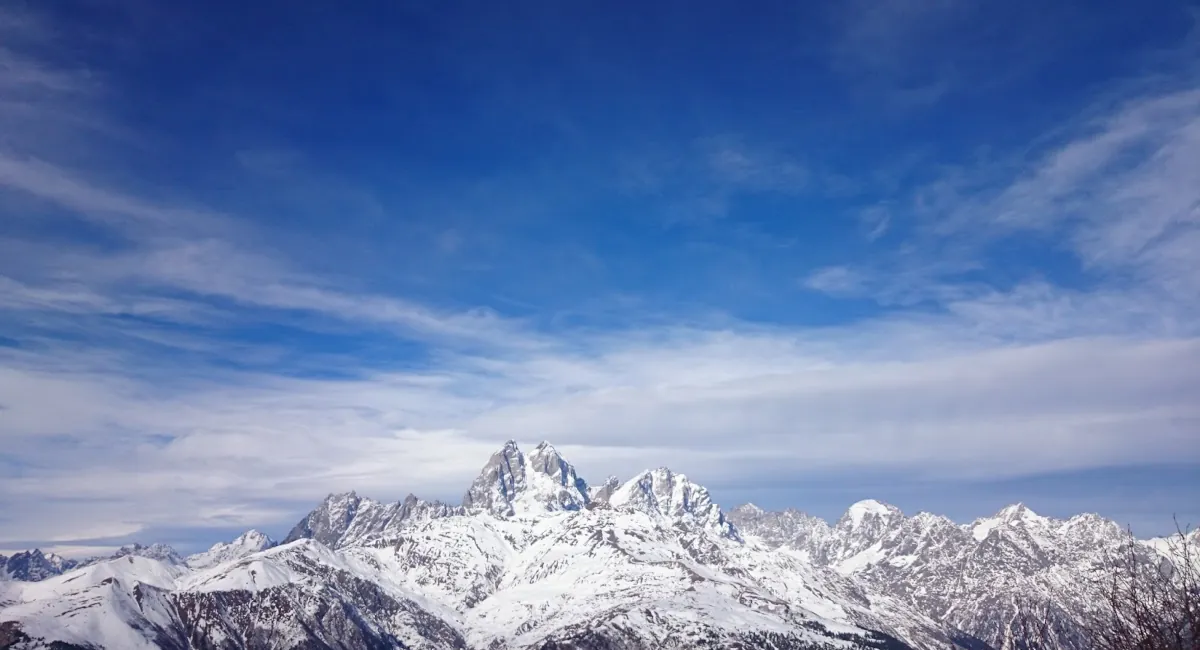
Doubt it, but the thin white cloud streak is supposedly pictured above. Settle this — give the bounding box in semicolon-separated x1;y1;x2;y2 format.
984;88;1200;283
0;156;539;347
0;154;214;229
0;46;87;95
127;239;533;346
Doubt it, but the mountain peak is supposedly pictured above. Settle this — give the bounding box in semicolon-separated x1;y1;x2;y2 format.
609;468;738;538
1;548;78;581
995;502;1048;525
462;439;589;517
588;474;621;504
186;529;277;569
968;503;1053;542
526;441;573;482
733;503;765;516
112;542;182;565
997;501;1028;515
842;499;902;528
232;529;275;548
462;441;528;517
283;491;363;546
910;511;956;529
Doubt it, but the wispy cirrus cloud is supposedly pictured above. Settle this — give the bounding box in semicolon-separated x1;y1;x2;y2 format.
0;152;538;349
805;78;1200;330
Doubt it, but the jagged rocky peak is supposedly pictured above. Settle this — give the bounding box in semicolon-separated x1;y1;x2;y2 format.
527;441;572;480
462;439;590;517
283;490;363;546
284;489;464;549
729;502;828;524
728;503;832;549
1;548;78;581
993;502;1052;526
969;502;1057;542
907;511;960;535
588;474;621;504
609;467;738;538
398;492;462;521
462;439;527;517
1058;513;1127;551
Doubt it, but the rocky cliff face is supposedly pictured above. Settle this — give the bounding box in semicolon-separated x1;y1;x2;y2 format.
462;440;591;518
283;490;463;549
586;475;620;504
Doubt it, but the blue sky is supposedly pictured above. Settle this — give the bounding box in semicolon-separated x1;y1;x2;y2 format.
1;0;1199;555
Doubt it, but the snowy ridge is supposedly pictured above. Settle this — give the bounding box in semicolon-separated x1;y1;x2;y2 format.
185;529;276;570
108;543;184;565
2;440;1190;650
608;467;740;539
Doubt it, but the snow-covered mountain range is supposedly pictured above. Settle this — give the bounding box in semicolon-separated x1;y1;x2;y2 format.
1;440;1193;650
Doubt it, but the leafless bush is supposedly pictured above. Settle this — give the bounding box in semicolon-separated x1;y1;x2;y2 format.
1087;522;1198;650
1007;521;1197;650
